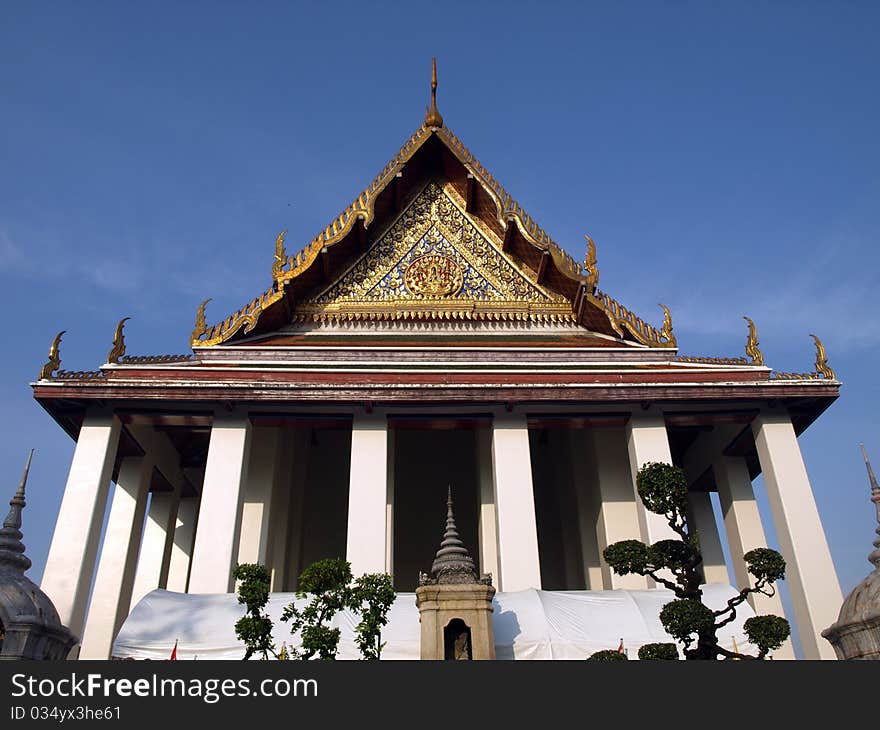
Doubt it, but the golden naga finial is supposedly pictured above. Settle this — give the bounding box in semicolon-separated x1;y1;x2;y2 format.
743;316;765;366
191;298;212;344
810;333;835;380
106;316;130;364
659;304;677;347
424;57;444;128
272;229;288;282
39;330;65;380
583;234;599;292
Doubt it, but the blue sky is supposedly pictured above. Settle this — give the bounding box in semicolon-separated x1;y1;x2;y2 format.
2;2;878;620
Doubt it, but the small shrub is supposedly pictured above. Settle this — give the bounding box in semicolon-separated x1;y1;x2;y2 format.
638;643;679;661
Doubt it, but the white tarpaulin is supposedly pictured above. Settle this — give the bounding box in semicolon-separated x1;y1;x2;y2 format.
112;584;759;660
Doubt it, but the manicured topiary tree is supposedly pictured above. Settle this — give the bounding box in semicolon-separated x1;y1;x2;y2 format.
638;642;679;661
603;462;790;660
587;649;628;661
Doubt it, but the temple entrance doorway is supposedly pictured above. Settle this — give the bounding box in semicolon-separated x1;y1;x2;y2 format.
390;418;486;591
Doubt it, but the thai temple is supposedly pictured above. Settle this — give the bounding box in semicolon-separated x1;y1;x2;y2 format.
29;61;845;660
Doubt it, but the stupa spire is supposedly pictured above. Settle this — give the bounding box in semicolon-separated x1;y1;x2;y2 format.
859;444;880;569
0;449;34;574
424;487;477;584
424;57;444;128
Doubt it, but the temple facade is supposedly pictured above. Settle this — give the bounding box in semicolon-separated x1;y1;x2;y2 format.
34;63;843;659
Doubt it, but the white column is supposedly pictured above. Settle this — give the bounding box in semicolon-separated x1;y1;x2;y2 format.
714;455;795;659
188;411;253;593
345;414;389;576
476;428;500;583
130;486;180;607
385;426;396;578
686;491;729;584
41;411;121;641
752;411;842;660
626;411;679;545
589;428;648;590
165;497;199;593
237;427;281;566
79;456;151;659
491;414;542;592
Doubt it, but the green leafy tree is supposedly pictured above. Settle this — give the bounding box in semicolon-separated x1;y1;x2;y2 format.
281;558;353;660
233;558;397;660
349;573;396;660
603;462;790;660
233;563;276;660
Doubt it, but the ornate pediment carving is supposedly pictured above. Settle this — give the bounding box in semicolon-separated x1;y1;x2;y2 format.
294;182;572;323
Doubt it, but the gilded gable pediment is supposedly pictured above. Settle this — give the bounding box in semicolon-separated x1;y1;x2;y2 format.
294;183;573;323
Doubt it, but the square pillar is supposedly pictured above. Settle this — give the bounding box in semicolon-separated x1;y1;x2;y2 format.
165;496;199;593
752;410;842;660
41;410;121;641
587;428;648;589
686;491;729;584
476;428;499;584
79;456;152;659
130;485;180;607
346;413;389;576
237;427;281;566
188;411;253;593
714;454;795;659
491;413;541;592
626;411;679;545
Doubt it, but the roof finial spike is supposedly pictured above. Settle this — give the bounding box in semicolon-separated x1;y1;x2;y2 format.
424;57;444;129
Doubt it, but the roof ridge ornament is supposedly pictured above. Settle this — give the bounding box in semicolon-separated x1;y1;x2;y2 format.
583;234;599;292
743;316;764;366
191;298;212;345
424;57;444;129
272;229;288;283
810;334;835;380
38;330;65;380
659;304;677;347
106;317;130;364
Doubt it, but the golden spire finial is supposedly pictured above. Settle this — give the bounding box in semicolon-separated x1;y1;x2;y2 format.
424;57;444;128
583;234;599;292
191;298;212;344
38;330;65;380
743;316;764;366
810;334;835;380
272;229;288;282
106;316;130;364
659;304;677;347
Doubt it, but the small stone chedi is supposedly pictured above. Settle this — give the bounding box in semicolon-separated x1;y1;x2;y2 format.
0;451;76;660
415;488;496;660
822;445;880;660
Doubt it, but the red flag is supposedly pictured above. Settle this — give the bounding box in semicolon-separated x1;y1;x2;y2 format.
169;639;178;661
617;638;624;654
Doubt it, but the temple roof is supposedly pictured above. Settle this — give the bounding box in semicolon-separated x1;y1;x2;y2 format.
189;65;677;350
